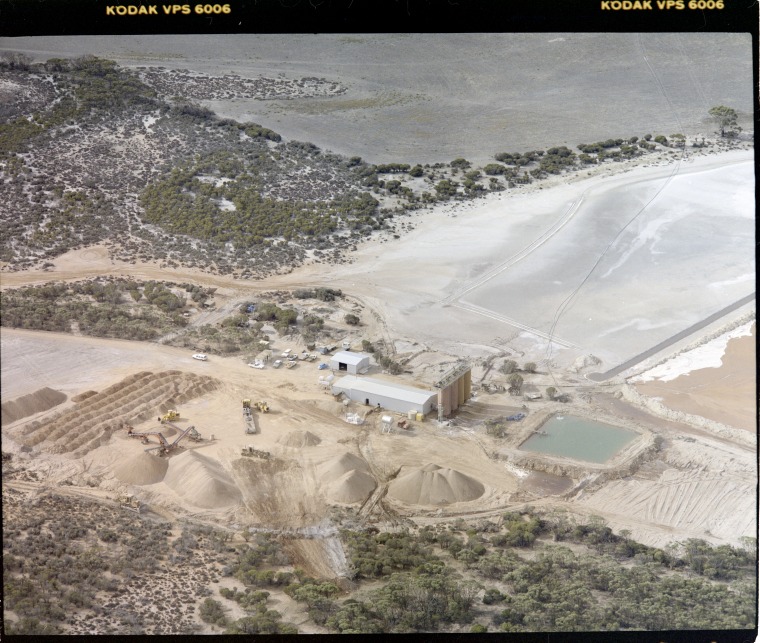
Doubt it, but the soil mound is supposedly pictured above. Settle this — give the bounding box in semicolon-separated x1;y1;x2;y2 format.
570;354;602;373
319;452;370;482
2;387;67;425
278;430;322;448
388;463;485;505
326;469;376;504
114;451;169;485
164;450;241;508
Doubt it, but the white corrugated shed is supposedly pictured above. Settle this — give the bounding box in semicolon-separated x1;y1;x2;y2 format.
331;375;437;414
330;351;371;374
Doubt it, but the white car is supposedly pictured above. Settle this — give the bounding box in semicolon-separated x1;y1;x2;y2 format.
248;360;265;369
272;359;283;369
192;353;208;361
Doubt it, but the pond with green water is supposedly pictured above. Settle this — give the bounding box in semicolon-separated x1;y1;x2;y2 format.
519;415;638;464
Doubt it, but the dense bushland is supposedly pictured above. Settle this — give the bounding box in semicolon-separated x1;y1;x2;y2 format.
0;278;190;339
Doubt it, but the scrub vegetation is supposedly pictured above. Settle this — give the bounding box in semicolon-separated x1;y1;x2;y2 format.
0;279;348;356
0;278;192;339
3;462;755;635
2;484;243;635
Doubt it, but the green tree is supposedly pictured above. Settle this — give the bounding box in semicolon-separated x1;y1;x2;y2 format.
199;598;227;626
709;105;740;138
435;179;458;199
499;359;517;375
523;362;536;373
483;163;506;175
545;386;557;400
508;374;523;395
483;588;505;605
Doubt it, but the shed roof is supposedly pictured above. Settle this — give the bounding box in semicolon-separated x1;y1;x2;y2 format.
333;375;436;405
331;351;370;365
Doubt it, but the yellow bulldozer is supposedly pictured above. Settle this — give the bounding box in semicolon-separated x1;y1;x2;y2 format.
158;409;180;423
243;399;268;414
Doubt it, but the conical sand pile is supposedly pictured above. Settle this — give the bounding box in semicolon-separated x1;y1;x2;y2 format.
164;451;241;508
114;452;169;485
318;452;375;505
319;452;370;482
388;463;485;505
278;429;322;448
327;469;376;504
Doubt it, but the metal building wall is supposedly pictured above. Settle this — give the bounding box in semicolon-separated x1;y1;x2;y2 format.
333;386;435;414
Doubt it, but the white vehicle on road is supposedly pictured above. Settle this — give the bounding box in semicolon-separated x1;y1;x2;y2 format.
192;353;208;361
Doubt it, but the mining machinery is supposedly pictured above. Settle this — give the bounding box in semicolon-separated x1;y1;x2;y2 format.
127;423;202;456
158;409;180;423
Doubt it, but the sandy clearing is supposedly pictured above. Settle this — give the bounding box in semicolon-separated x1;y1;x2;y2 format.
2;152;756;558
576;469;755;548
1;294;755;556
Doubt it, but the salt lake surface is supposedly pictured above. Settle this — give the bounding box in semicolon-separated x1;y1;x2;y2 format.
456;156;755;365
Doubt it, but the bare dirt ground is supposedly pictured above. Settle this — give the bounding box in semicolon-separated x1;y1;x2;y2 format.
2;276;755;559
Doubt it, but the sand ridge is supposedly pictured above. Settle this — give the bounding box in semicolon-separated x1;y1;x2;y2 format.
8;370;219;457
2;387;67;424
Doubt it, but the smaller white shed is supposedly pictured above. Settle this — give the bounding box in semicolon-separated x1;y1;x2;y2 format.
330;351;371;375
